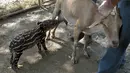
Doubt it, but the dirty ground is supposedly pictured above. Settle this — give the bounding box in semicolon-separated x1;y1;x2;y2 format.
0;8;130;73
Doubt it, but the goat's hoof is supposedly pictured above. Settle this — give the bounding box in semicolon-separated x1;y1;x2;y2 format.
74;60;78;64
84;52;90;59
70;37;74;42
96;60;99;63
71;58;78;64
73;59;78;64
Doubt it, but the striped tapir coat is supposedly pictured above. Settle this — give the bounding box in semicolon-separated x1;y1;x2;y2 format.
9;19;67;71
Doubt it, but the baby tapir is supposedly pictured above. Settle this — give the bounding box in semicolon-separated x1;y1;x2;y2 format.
9;19;67;71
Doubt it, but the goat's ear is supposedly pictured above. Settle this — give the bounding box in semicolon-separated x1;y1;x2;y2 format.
37;21;42;25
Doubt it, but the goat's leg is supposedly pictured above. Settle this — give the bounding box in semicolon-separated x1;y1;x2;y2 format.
50;0;64;39
71;19;81;64
52;25;58;38
51;19;68;39
70;32;84;42
83;34;92;58
46;30;51;40
51;11;68;39
11;52;22;71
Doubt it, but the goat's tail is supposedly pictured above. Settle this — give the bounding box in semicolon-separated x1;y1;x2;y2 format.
63;18;68;26
58;10;68;26
52;9;68;26
57;10;61;17
58;18;68;26
57;11;68;26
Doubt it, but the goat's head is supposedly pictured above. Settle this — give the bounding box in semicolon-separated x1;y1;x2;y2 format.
103;9;121;48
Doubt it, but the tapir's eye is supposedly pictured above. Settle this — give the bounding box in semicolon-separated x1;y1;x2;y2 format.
44;24;47;27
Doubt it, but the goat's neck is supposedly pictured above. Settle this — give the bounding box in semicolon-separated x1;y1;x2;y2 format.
89;11;104;28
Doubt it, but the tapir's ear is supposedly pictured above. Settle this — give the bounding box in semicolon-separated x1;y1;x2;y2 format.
37;21;42;25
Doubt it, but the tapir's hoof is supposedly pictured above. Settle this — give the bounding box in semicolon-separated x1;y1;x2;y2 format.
12;65;19;72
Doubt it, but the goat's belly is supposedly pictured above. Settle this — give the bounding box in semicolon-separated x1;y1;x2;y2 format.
61;0;96;25
61;0;77;25
61;0;85;24
62;13;77;25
